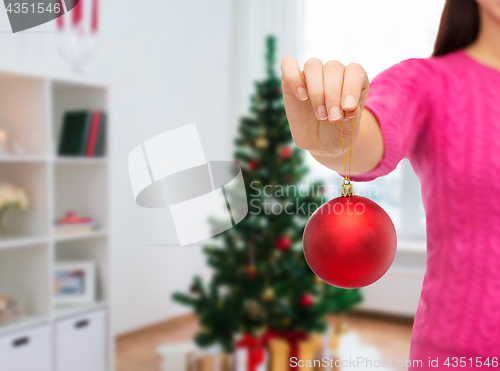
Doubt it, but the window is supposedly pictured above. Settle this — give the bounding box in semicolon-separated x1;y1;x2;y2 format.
299;0;444;249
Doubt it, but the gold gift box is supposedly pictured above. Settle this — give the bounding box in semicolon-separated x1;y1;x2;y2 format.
266;332;340;371
186;351;230;371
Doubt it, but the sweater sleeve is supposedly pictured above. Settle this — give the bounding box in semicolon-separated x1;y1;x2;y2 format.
350;58;431;182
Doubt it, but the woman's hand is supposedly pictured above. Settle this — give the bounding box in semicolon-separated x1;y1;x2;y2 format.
281;56;370;158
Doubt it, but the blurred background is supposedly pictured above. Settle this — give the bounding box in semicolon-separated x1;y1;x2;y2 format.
0;0;445;370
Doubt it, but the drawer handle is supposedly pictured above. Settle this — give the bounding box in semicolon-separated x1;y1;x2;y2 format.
75;319;90;329
12;337;30;347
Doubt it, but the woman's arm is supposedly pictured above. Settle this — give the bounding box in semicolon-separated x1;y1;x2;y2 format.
281;56;384;176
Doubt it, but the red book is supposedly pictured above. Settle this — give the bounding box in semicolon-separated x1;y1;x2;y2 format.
86;111;101;156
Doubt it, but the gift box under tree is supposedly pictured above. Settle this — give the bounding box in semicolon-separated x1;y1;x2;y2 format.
233;334;267;371
186;347;231;371
312;325;343;371
264;330;321;371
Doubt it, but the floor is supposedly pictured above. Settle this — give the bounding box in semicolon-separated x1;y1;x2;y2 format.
115;312;413;371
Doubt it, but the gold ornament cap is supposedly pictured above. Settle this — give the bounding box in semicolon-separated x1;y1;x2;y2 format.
341;179;354;197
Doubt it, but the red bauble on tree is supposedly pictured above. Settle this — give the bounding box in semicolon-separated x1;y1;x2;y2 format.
245;265;257;281
248;160;259;170
279;146;293;159
275;236;291;251
299;294;315;308
303;195;396;289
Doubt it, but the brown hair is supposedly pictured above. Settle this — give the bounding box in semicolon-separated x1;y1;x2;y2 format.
432;0;480;57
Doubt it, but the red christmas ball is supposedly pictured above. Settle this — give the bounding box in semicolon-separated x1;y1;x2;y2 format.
303;195;396;289
275;236;291;251
248;160;259;170
245;265;257;281
299;294;315;307
280;146;293;159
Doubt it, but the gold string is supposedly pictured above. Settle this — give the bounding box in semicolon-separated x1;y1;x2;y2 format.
339;110;355;181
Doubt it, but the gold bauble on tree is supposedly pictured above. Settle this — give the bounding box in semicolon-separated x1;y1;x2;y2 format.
255;137;269;149
313;275;323;285
262;286;275;302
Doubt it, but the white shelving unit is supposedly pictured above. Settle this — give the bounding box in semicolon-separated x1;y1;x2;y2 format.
0;69;112;371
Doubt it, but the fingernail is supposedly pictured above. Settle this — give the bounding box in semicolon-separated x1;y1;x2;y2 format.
344;95;356;108
297;87;308;101
317;105;328;120
329;106;343;121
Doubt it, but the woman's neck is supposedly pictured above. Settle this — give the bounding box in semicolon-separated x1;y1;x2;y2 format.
466;7;500;71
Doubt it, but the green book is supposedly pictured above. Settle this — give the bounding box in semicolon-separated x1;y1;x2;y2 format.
94;112;107;157
58;111;92;156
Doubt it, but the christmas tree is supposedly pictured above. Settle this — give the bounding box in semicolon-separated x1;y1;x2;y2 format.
173;36;362;353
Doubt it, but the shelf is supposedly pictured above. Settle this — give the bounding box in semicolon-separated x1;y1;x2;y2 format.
0;73;48;155
53;156;108;164
53;229;108;242
53;301;107;320
0;315;49;337
0;161;50;237
0;244;51;323
0;155;48;163
54;164;108;230
52;76;108;90
0;68;106;89
0;69;111;370
55;237;110;303
0;235;49;250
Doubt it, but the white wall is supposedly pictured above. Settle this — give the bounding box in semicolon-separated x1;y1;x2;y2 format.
101;0;236;335
0;0;235;335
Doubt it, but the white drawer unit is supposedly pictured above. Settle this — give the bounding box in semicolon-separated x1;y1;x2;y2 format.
0;324;52;371
55;309;108;371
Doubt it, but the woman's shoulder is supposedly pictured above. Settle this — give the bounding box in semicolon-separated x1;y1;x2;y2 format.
384;50;468;78
372;50;468;89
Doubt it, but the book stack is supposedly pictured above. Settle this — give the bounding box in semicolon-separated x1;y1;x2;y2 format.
54;211;95;235
58;110;107;157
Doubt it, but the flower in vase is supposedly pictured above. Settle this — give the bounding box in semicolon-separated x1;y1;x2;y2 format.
0;183;29;236
0;183;29;209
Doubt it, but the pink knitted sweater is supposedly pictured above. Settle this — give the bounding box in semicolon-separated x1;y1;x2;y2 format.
353;50;500;366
